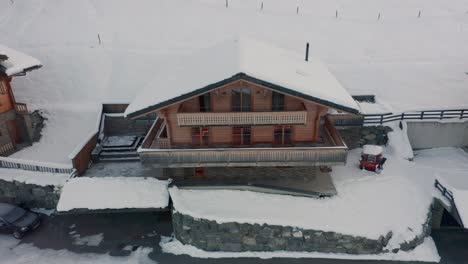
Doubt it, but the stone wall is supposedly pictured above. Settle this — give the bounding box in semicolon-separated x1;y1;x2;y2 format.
0;179;60;209
339;125;392;149
172;211;431;254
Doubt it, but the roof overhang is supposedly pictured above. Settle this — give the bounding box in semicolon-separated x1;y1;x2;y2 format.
127;73;360;118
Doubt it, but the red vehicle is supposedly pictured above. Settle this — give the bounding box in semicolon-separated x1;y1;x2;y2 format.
359;145;387;173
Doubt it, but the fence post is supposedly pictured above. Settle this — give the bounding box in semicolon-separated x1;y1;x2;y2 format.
401;113;405;120
380;115;383;124
460;110;464;119
440;111;444;119
420;111;424;120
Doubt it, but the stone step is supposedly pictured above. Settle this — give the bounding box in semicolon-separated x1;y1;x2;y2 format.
98;156;141;163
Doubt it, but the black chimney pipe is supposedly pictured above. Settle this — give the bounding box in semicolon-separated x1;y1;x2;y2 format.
305;42;309;61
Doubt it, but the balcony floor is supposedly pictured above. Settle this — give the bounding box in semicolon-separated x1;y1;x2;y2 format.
170;166;337;198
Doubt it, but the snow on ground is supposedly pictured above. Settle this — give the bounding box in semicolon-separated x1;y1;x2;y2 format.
0;235;154;264
413;147;468;225
56;177;169;212
0;168;68;187
10;107;99;165
102;135;136;147
1;0;467;161
169;121;443;253
160;236;440;262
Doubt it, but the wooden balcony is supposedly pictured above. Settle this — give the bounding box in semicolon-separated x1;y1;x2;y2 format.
140;146;347;167
139;117;347;168
177;111;307;126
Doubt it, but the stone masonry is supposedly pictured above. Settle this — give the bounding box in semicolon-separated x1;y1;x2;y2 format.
172;209;432;254
0;179;60;209
339;125;393;149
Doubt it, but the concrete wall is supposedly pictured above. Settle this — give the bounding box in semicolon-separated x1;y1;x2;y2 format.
0;179;60;209
407;121;468;149
172;211;432;254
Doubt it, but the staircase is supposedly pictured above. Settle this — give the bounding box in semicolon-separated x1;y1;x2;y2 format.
90;105;155;163
93;136;144;163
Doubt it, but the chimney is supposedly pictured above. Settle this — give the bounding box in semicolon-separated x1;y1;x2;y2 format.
305;42;309;62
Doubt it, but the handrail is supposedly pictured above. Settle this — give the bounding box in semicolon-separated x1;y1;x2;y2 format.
434;179;464;228
0;156;74;174
363;109;468;125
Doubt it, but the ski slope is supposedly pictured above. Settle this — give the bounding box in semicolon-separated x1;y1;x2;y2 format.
0;0;467;163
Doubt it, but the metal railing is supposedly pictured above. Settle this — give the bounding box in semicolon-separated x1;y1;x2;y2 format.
434;179;464;228
140;146;348;168
0;156;75;174
177;111;308;126
0;142;14;156
363;109;468;125
15;103;28;115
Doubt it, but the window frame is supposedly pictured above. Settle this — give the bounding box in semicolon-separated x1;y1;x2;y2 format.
232;88;251;112
191;127;209;146
232;126;252;146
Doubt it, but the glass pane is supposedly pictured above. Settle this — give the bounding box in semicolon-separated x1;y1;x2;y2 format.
243;127;251;145
232;89;241;112
241;88;251;112
191;127;201;145
274;126;282;145
272;91;284;111
284;126;292;145
201;128;209;146
233;127;242;145
199;93;211;112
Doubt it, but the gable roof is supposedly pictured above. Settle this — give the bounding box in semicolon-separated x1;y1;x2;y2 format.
0;44;42;76
125;37;359;118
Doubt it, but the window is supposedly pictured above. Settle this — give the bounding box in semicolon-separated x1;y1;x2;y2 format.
0;81;7;95
272;91;284;111
274;125;293;145
232;88;251;112
191;127;209;146
233;126;251;146
199;93;211;112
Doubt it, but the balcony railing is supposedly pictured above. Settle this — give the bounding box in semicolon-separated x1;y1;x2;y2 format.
177;111;307;126
15;103;28;115
139;116;347;167
139;146;347;167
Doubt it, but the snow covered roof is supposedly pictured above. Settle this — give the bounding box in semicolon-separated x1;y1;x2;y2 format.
125;37;359;117
0;44;42;76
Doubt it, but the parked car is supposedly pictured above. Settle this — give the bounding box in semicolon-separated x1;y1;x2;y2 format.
0;203;41;239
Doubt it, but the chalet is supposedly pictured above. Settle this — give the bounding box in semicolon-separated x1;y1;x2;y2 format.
0;45;41;156
123;38;360;196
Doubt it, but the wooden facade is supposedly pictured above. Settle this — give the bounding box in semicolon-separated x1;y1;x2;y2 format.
153;79;330;148
138;78;349;167
0;74;33;156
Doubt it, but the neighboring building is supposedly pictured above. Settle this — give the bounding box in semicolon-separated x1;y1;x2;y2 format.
0;45;41;156
123;38;360;195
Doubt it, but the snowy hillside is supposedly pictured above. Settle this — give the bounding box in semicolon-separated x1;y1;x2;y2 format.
1;0;467;163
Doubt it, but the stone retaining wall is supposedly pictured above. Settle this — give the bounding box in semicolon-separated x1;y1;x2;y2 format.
172;210;431;254
339;125;393;149
0;179;60;209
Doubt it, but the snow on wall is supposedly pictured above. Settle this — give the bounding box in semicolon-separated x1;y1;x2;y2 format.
0;168;68;187
57;177;170;212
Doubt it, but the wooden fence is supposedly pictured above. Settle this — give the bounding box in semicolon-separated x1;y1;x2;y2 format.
434;179;464;228
363;109;468;125
0;156;75;174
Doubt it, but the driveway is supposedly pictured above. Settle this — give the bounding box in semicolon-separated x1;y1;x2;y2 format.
4;212;465;264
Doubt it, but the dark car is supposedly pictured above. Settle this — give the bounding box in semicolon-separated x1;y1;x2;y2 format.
0;203;41;239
